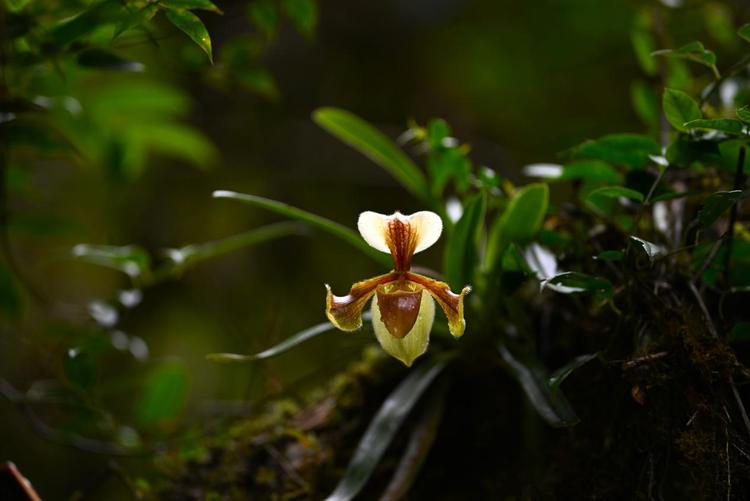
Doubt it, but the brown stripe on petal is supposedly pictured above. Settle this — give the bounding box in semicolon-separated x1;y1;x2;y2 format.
386;217;418;272
325;272;399;331
406;271;471;338
375;285;423;339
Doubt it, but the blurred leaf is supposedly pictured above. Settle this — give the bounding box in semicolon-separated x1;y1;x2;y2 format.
131;122;217;168
737;106;750;124
165;9;213;63
665;137;722;169
248;0;279;39
486;183;548;270
76;49;144;72
161;0;222;13
444;193;485;290
498;345;579;427
325;361;446;501
167;222;304;273
0;264;21;319
3;0;31;13
561;160;622;184
63;348;97;389
697;190;743;228
586;186;644;204
595;250;624;261
72;244;151;278
49;0;124;46
684;118;744;134
206;318;347;363
136;360;189;427
234;66;279;100
544;272;613;298
313;108;430;203
631;14;657;76
730;322;750;342
705;3;736;48
573;134;659;170
212;191;390;266
282;0;318;39
738;23;750;43
548;353;598;391
88;81;190;119
663;88;701;132
113;3;159;39
631;80;660;132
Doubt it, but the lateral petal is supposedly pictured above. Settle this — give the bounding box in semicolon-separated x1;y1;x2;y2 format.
325;272;398;331
406;272;470;338
357;211;391;254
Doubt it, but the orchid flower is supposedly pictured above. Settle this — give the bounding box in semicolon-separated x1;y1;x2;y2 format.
325;211;471;366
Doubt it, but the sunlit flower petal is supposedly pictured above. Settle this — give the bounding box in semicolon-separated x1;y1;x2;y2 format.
371;288;435;367
406;272;471;338
409;211;443;253
357;211;391;253
325;272;398;331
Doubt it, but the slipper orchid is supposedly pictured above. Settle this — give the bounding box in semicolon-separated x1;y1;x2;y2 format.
325;211;471;366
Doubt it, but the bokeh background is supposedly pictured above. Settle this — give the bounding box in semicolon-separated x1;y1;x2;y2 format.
1;0;745;497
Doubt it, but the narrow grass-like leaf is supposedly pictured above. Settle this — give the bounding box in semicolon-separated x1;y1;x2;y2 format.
166;222;304;272
313;108;429;202
212;191;390;266
697;190;743;228
443;193;485;290
165;9;213;63
498;345;579;427
72;243;151;278
544;272;613;298
548;353;598;391
207;319;345;363
586;186;644;203
663;88;702;132
325;361;446;501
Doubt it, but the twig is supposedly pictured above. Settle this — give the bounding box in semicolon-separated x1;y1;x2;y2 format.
622;351;669;370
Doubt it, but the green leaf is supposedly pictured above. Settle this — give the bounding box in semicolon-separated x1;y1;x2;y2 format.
113;3;159;39
730;322;750;342
595;250;624;262
548;353;598;391
738;24;750;44
498;345;579;427
161;0;222;13
697;190;743;228
653;41;719;76
684;119;744;135
325;361;446;501
72;244;151;278
212;191;390;266
136;360;189;427
76;49;144;72
544;272;613;298
248;0;279;39
486;183;548;269
573;134;660;170
282;0;318;38
165;9;213;63
206;318;344;363
737;106;750;124
630;236;664;261
313;108;429;203
49;0;124;46
443;193;485;290
63;348;97;389
663;88;702;132
586;186;644;203
0;264;21;319
561;160;622;184
166;222;304;273
631;80;660;132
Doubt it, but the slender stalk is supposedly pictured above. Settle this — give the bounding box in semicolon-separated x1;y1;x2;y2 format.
723;146;746;285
